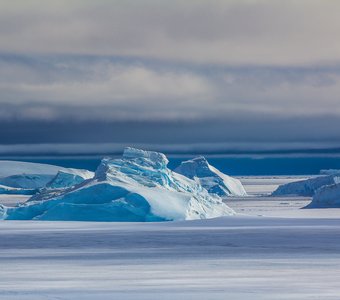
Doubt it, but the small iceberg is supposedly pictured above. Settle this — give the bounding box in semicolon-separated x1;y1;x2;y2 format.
306;183;340;208
272;175;340;197
174;156;247;197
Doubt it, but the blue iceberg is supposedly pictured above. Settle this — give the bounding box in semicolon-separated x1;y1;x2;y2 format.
1;148;234;221
174;156;247;197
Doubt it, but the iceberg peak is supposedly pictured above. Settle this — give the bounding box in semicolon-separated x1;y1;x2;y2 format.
123;147;169;169
175;156;247;197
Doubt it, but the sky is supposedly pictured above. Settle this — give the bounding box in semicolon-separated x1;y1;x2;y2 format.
1;0;340;154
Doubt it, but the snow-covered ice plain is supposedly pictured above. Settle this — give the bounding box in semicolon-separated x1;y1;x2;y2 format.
1;215;340;300
1;172;340;299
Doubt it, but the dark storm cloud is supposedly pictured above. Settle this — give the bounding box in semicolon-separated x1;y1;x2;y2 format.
1;55;340;122
1;114;340;145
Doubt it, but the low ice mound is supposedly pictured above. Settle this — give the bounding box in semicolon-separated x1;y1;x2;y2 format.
272;175;339;197
0;184;36;195
0;161;70;177
45;169;94;189
0;174;55;190
0;160;94;194
174;156;247;197
306;183;340;208
1;148;234;221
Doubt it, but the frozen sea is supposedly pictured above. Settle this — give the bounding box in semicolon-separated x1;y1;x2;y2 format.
1;174;340;299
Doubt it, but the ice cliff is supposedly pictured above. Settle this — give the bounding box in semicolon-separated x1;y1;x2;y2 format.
272;175;340;197
174;156;247;197
306;182;340;208
1;148;235;221
272;173;340;208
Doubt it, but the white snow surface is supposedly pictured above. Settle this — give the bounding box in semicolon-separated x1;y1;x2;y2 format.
1;148;234;221
1;216;340;300
175;156;247;197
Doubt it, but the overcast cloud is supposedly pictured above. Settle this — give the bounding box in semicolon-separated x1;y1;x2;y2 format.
1;0;340;66
0;0;340;147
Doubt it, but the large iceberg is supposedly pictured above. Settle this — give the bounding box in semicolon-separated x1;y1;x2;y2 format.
0;148;234;221
272;175;339;197
174;156;247;197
